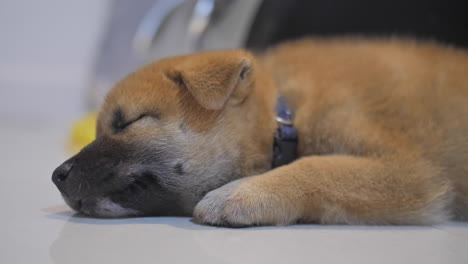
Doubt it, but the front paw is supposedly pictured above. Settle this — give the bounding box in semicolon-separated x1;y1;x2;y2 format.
193;177;297;227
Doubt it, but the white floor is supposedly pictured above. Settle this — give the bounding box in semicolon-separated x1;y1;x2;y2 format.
0;120;467;264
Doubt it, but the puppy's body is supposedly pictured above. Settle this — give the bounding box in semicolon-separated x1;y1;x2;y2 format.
200;39;468;225
53;38;468;226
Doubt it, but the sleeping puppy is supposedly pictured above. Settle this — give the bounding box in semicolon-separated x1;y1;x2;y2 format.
52;38;468;226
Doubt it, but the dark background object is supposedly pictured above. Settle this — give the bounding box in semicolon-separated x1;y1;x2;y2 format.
246;0;468;50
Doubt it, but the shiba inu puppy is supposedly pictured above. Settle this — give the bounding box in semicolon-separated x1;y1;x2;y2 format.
52;38;468;226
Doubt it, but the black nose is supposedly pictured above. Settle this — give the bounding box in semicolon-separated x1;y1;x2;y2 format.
52;162;73;194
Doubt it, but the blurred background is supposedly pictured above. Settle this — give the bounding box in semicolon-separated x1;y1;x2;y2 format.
0;0;110;123
1;0;467;128
1;1;468;263
2;0;467;126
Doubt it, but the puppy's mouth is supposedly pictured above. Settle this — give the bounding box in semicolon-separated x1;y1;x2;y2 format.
62;195;83;212
63;194;139;218
61;173;162;217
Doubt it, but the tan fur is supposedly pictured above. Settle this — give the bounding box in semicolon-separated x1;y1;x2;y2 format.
98;38;468;226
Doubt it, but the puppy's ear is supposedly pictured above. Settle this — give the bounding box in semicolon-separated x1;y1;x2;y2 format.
169;51;253;110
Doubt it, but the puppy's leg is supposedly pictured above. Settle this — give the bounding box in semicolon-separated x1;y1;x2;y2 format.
194;155;453;226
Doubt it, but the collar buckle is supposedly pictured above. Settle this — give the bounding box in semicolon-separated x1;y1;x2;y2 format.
272;96;298;169
275;116;294;126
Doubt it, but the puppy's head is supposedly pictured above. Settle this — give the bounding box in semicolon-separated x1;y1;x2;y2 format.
52;50;277;217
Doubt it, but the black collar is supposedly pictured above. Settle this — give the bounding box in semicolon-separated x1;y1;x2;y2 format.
272;96;298;168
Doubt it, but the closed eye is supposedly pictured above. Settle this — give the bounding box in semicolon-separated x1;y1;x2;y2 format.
112;109;149;133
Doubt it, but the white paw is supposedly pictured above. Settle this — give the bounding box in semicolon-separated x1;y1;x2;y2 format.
193;177;296;227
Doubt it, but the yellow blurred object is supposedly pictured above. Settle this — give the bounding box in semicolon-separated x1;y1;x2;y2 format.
68;112;97;154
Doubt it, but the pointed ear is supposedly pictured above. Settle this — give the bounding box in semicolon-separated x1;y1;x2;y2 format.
169;51;253;110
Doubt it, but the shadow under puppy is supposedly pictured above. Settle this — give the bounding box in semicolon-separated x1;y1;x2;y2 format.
52;38;468;226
